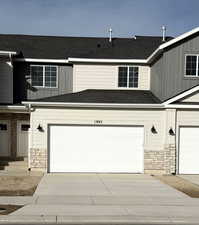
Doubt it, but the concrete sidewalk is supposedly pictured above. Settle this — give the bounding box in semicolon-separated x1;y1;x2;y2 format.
1;215;199;224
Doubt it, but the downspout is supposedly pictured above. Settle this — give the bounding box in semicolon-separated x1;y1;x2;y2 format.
28;104;31;170
26;103;34;171
174;109;178;175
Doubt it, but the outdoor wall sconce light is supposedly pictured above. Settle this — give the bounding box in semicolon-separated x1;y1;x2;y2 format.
151;125;157;134
37;124;44;132
169;127;175;136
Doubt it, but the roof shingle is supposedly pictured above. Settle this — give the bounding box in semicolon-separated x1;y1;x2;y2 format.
0;34;173;59
30;89;161;104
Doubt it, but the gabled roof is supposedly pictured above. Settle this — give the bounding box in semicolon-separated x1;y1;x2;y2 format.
27;89;161;104
0;34;172;60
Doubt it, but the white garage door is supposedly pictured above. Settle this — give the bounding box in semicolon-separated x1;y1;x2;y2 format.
179;127;199;174
49;125;144;173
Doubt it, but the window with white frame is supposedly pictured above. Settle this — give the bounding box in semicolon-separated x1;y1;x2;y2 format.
185;55;199;76
118;66;139;88
30;65;57;87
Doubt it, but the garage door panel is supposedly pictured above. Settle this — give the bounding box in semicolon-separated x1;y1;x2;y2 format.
179;127;199;174
49;125;144;173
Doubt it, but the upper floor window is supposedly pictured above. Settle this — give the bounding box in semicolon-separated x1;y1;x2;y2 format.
118;66;139;88
30;65;57;88
185;55;199;76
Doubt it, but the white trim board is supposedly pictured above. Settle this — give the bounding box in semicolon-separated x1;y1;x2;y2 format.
68;58;147;64
21;101;199;109
164;85;199;105
0;51;17;56
0;105;28;111
166;104;199;109
160;27;199;50
14;58;69;63
22;101;164;109
147;27;199;63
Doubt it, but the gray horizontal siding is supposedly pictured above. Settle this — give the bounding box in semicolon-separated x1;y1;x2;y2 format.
151;33;199;101
13;62;73;102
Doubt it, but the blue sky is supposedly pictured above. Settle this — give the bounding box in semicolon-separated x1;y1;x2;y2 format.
0;0;198;38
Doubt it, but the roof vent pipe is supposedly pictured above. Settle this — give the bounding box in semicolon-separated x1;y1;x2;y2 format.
109;28;112;43
162;25;166;42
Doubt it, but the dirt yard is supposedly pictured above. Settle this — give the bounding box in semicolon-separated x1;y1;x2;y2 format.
0;176;42;196
155;175;199;198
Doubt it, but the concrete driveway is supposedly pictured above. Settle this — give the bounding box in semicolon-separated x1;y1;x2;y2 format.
11;173;199;222
33;173;185;198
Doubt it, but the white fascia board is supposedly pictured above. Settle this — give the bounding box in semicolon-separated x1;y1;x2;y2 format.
160;27;199;50
14;58;69;63
0;51;17;55
147;27;199;64
21;101;199;110
68;57;147;64
22;101;164;109
163;85;199;105
166;104;199;109
0;105;28;111
146;47;162;64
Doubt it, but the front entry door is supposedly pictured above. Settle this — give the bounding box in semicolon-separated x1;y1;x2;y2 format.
0;120;10;156
17;121;30;157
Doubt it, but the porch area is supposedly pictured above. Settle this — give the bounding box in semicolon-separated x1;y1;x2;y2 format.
0;112;30;171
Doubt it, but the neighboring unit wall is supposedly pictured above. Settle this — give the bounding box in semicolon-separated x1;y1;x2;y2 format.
0;60;13;104
151;34;199;101
29;107;176;174
73;64;150;92
13;62;73;102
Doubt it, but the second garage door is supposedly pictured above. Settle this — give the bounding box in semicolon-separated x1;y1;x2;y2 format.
179;127;199;174
49;125;144;173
